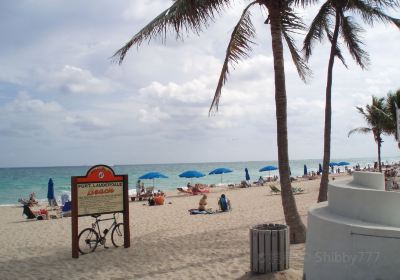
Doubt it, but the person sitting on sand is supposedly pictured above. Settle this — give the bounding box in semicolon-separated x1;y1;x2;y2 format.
148;195;155;206
257;176;265;185
154;192;165;205
198;195;208;211
29;192;38;206
218;194;231;212
192;184;201;194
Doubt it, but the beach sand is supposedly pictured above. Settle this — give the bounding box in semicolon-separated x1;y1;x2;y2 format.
0;174;350;280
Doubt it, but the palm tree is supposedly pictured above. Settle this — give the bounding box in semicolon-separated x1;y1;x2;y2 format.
303;0;400;202
113;0;309;243
385;89;400;145
348;96;390;172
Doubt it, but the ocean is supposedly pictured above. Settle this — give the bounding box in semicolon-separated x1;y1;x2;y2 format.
1;156;399;206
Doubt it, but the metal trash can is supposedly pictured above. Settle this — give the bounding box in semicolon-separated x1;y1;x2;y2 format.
250;224;289;273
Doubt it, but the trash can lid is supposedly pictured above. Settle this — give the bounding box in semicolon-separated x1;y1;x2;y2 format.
252;223;287;231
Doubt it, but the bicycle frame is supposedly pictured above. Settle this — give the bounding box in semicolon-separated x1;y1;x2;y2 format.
91;213;119;240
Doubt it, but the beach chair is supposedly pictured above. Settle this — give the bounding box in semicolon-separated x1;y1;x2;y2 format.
240;180;251;188
269;185;281;194
139;186;154;200
292;187;304;195
22;205;47;220
61;201;72;217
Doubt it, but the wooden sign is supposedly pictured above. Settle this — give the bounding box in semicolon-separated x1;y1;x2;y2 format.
71;165;130;258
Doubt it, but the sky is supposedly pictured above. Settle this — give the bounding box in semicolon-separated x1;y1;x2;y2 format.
0;1;399;168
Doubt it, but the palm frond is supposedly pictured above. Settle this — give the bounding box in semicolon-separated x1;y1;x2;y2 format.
281;11;311;81
303;2;333;60
323;22;348;68
356;106;365;115
348;127;372;137
348;0;400;28
112;0;230;64
363;0;400;9
340;14;370;69
209;1;258;113
386;89;400;137
294;0;321;7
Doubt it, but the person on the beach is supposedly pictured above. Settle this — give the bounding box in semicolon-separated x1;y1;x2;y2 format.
154;193;165;205
192;184;201;194
29;192;38;205
218;194;231;212
136;180;141;196
198;195;208;211
148;195;155;206
140;185;145;195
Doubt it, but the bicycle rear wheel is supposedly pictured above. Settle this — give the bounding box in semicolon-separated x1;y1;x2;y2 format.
78;228;99;254
111;223;124;247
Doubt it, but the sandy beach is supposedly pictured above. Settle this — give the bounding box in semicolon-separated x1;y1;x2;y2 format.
0;174;350;280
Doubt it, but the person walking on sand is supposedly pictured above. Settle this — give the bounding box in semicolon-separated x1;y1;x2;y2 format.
198;195;208;211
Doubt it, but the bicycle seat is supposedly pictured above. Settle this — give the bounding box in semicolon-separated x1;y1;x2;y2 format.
91;214;101;218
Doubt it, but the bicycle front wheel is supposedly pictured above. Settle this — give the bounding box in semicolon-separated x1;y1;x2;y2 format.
111;223;125;247
78;228;99;254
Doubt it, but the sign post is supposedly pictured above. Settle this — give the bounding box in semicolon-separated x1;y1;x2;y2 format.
71;165;130;258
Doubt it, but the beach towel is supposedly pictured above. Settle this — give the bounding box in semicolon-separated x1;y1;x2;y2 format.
188;208;214;215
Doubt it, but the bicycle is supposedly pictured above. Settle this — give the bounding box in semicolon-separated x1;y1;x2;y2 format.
78;213;124;254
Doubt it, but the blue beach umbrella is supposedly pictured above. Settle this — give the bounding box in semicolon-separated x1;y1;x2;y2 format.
329;162;338;167
139;172;168;188
319;163;323;173
304;165;308;176
337;161;350;166
179;170;206;184
209;167;233;184
47;178;55;200
245;168;250;181
259;165;278;177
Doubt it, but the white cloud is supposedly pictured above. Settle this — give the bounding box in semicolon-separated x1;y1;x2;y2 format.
137;107;170;123
122;0;167;21
64;115;111;130
5;91;62;114
140;80;211;104
39;65;114;95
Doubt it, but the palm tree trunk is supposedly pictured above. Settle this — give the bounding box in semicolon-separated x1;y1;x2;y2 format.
268;5;306;244
318;9;341;203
